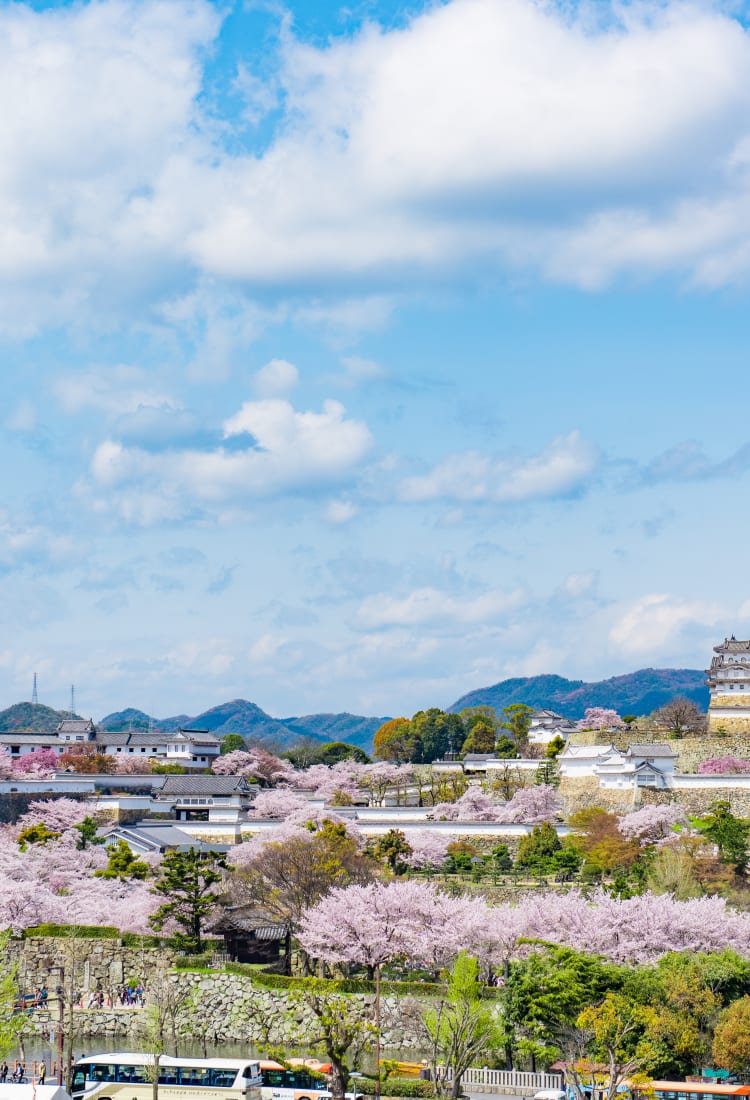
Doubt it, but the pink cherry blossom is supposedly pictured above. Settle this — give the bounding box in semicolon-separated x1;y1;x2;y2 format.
252;789;310;819
618;803;686;845
575;707;626;730
698;756;750;775
403;830;453;869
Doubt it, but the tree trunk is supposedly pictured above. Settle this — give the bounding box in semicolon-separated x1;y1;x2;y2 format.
329;1060;347;1100
375;964;381;1100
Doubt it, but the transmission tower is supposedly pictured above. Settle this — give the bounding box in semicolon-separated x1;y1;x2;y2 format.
31;673;38;706
70;684;76;719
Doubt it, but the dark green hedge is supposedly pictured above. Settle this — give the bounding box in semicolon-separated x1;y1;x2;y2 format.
225;965;445;997
358;1080;434;1097
23;924;120;939
174;954;214;969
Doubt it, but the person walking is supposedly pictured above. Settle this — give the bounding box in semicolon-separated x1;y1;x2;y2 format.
0;1061;8;1083
38;1061;46;1085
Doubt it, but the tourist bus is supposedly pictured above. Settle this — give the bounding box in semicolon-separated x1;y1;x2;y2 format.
258;1058;331;1100
631;1084;750;1100
70;1052;263;1099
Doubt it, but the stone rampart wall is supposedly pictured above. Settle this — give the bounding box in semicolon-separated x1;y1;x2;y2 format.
21;964;430;1050
566;730;750;772
10;936;176;996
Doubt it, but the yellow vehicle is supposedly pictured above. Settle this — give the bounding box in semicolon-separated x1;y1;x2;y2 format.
70;1052;263;1099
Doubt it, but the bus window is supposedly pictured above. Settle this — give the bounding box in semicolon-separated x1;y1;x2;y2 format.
211;1068;239;1087
182;1068;212;1086
91;1064;115;1083
117;1065;149;1084
72;1069;86;1092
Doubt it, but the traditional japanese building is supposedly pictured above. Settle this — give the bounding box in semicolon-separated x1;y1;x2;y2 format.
706;636;750;733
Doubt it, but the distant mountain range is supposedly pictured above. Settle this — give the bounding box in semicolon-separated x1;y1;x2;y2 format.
0;668;709;753
449;668;709;719
98;699;389;751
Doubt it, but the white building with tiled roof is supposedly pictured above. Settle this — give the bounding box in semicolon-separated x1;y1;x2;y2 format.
707;636;750;733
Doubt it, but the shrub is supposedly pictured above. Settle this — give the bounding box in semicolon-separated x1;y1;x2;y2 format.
357;1079;434;1097
173;954;214;969
23;924;119;939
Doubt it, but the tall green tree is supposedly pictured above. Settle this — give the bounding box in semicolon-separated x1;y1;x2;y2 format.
421;954;499;1100
220;734;247;754
500;704;533;746
150;848;226;953
411;709;464;763
373;718;421;763
0;932;25;1060
694;801;750;873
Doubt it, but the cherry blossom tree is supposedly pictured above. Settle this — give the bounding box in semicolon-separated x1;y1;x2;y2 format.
495;784;562;823
212;748;293;786
0;747;13;780
699;757;750;775
575;708;626;731
618;804;686;845
18;797;91;833
403;830;454;870
252;789;309;818
12;748;58;777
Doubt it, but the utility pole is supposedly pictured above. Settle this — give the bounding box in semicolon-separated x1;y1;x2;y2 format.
53;966;64;1087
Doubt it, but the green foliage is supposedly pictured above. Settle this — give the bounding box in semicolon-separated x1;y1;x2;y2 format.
314;742;371;765
506;945;622;1063
173;954;214;969
545;736;566;759
0;931;26;1059
23;924;119;938
535;760;560;787
461;720;496;755
74;816;103;850
411;709;465;763
693;801;750;872
150;848;227;952
94;840;150;880
500;704;533;745
150;762;188;774
422;953;500;1099
220;734;247;754
493;735;519;759
375;829;413;873
18;822;59;849
355;1078;435;1096
490;844;512;873
515;822;561;873
224;964;449;998
374;718;422;763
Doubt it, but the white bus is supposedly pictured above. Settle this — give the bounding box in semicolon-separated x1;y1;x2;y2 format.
70;1052;263;1099
258;1059;331;1100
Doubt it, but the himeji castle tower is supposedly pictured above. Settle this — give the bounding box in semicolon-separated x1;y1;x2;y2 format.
706;636;750;733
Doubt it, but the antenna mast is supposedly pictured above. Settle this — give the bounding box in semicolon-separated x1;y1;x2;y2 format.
31;673;38;706
70;684;76;719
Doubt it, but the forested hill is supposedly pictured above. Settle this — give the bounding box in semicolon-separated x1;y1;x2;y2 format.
0;702;74;733
99;700;388;750
449;668;708;719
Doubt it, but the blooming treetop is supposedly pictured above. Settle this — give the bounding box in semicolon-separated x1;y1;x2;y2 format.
0;825;157;933
575;708;626;731
18;798;91;833
12;748;58;778
698;757;750;775
212;748;295;785
298;880;466;968
252;789;310;819
618;803;687;845
429;784;562;823
403;830;454;869
299;879;750;970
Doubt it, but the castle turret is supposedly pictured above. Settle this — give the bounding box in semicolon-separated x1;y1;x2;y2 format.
706;636;750;733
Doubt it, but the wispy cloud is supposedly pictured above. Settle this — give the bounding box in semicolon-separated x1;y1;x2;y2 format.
397;431;599;504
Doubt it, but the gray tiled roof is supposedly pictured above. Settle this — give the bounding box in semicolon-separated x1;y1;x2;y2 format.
57;719;96;734
626;743;676;758
104;823;226;853
156;775;252;796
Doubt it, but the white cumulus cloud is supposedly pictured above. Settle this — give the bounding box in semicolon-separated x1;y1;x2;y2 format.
87;396;373;522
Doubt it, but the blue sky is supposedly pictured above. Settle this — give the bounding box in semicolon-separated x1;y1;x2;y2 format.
2;0;750;721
